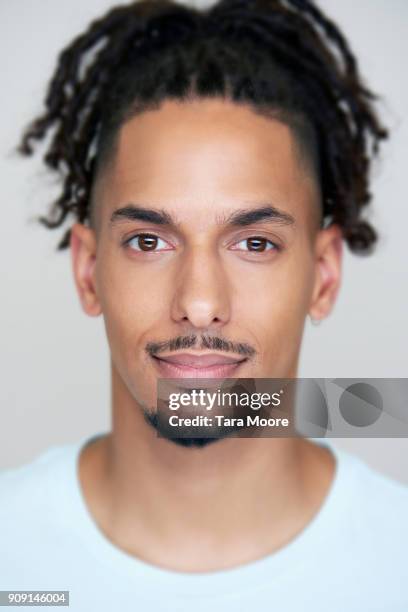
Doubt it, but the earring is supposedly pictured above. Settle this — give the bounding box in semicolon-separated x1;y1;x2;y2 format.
309;315;322;326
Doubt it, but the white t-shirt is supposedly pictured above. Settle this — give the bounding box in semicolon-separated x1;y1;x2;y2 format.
1;433;408;611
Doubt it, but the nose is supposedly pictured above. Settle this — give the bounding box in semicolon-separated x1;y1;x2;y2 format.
170;245;231;330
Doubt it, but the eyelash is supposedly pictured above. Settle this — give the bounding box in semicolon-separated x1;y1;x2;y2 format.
123;233;281;254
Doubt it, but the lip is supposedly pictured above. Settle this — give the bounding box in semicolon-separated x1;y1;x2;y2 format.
152;353;248;379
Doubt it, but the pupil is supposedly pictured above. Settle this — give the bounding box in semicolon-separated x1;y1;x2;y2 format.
139;235;157;251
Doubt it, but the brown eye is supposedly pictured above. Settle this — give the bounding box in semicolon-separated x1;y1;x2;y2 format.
232;236;282;254
125;233;168;252
247;237;268;251
137;234;158;251
233;236;278;252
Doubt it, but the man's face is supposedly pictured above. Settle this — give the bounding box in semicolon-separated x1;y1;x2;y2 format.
71;98;341;437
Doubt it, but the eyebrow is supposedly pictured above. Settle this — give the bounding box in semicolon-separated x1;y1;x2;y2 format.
109;203;295;228
110;205;175;226
218;205;295;227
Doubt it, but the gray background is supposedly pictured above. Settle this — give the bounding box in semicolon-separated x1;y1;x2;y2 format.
0;0;407;482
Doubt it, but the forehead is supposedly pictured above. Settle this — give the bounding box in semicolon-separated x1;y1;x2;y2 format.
99;98;320;229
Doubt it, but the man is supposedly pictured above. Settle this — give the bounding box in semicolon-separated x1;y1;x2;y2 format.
1;0;407;610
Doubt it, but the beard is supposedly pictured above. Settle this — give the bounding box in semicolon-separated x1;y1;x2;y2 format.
142;408;246;449
139;377;292;448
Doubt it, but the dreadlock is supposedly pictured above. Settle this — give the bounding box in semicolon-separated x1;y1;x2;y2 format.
18;0;389;253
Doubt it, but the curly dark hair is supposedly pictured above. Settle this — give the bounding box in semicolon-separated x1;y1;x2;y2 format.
18;0;389;253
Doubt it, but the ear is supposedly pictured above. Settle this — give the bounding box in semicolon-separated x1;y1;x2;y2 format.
309;224;343;322
70;222;102;317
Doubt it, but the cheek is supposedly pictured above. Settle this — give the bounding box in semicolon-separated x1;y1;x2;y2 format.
234;253;314;359
95;255;167;361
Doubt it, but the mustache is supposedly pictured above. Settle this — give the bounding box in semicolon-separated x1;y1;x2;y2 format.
145;333;256;358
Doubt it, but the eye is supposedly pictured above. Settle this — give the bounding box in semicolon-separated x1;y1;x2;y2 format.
124;233;171;252
231;236;279;253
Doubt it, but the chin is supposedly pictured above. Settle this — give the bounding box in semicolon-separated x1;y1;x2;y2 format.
143;410;241;449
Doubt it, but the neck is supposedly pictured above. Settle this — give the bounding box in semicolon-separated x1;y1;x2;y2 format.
79;365;335;573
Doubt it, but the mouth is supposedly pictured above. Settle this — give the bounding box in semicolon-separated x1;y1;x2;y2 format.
151;352;248;379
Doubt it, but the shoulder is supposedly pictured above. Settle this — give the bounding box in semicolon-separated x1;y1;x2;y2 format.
333;444;408;562
0;443;78;531
0;441;85;586
341;447;408;514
